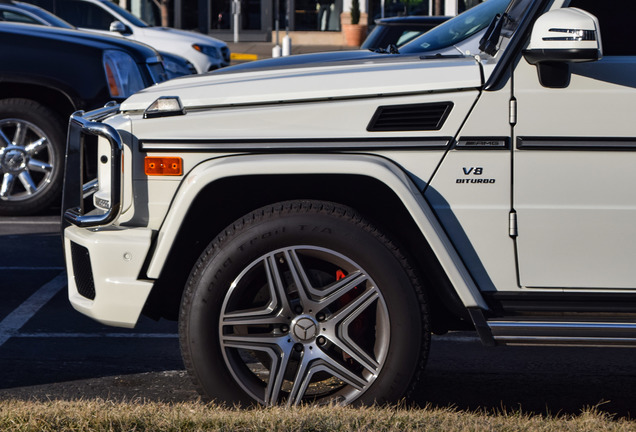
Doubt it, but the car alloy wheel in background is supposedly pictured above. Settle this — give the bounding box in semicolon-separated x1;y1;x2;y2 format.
0;99;64;215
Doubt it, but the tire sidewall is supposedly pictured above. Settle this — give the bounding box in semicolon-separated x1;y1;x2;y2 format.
181;204;425;405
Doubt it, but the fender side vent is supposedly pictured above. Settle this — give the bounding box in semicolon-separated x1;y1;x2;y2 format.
367;102;453;132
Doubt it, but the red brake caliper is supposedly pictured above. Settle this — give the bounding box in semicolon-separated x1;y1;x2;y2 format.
336;269;346;281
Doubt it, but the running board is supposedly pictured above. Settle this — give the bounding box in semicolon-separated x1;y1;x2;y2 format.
487;319;636;347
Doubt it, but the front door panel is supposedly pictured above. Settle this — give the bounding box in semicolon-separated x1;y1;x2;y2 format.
513;48;636;289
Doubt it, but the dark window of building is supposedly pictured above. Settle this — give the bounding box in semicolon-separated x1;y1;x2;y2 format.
211;0;262;30
211;0;231;28
293;0;340;31
243;0;262;29
179;0;199;29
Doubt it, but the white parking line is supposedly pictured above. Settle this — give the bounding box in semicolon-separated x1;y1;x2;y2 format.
0;272;66;347
0;220;60;225
16;333;178;338
0;267;65;271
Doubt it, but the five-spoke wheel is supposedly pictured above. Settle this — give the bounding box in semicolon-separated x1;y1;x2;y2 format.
179;200;429;406
220;245;391;405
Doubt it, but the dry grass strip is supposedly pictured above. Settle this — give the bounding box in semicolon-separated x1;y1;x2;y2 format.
0;400;634;432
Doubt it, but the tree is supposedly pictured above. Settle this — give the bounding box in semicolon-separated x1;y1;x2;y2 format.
434;0;442;15
351;0;360;25
150;0;170;26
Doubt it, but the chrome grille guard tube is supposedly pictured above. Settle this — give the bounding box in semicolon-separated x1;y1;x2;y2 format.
63;103;122;228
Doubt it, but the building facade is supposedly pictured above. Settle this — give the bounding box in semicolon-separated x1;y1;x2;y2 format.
128;0;482;43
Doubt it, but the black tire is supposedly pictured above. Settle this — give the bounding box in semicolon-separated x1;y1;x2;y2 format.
0;98;65;215
179;200;430;406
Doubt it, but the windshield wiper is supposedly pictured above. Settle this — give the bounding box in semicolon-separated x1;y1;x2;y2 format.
479;13;508;56
419;53;467;60
372;44;400;54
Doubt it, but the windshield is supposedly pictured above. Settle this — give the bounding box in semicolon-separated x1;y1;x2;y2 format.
100;0;148;27
400;0;513;54
31;8;75;28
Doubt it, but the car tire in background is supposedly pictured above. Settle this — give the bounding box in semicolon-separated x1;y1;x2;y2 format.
179;200;430;406
0;98;64;215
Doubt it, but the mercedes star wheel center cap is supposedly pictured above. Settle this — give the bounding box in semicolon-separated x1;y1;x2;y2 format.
292;317;318;342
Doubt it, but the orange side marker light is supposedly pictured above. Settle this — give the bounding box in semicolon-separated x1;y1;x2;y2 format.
145;157;183;176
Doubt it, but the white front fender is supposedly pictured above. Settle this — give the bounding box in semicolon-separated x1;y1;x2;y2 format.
146;153;489;310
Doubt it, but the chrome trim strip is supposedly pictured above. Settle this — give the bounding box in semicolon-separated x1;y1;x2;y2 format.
544;28;596;42
139;86;480;114
63;105;123;228
517;136;636;151
496;336;636;342
494;335;636;348
490;321;636;330
140;138;451;152
488;320;636;346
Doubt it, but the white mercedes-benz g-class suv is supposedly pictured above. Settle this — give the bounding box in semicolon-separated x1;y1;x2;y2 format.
62;0;632;406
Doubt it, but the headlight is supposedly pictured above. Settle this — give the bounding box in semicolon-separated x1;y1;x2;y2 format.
103;50;146;98
147;61;169;84
161;53;197;79
192;44;220;59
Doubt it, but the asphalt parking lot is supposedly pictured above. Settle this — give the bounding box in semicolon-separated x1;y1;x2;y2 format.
0;214;196;402
2;213;636;416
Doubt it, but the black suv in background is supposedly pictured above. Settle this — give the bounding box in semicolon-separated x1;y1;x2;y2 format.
0;22;166;215
0;1;196;78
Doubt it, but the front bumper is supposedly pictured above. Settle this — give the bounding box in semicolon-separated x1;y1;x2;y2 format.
63;105;154;328
64;226;154;328
190;46;230;72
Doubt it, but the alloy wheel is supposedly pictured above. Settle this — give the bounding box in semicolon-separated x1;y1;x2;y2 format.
219;246;390;406
0;118;55;202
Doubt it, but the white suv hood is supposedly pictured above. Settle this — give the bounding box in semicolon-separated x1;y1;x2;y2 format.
121;55;482;112
135;27;227;48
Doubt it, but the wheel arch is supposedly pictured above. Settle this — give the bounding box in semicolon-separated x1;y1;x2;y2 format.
0;82;77;120
142;153;488;330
